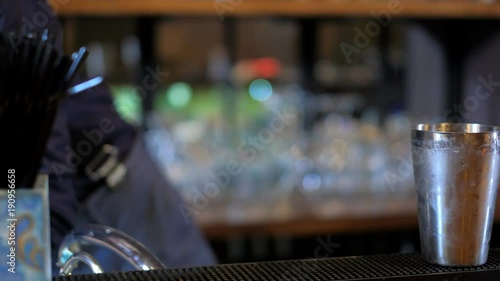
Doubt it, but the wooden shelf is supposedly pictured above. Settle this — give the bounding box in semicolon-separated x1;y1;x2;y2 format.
197;194;500;239
201;214;419;239
50;0;500;18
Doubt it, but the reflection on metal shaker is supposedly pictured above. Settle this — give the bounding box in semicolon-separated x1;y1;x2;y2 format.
412;123;500;266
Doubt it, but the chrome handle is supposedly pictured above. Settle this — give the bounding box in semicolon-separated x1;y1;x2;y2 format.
58;224;166;275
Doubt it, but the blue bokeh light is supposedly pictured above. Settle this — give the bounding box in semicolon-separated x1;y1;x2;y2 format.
249;79;273;102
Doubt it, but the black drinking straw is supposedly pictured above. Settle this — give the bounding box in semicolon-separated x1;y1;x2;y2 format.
0;31;97;188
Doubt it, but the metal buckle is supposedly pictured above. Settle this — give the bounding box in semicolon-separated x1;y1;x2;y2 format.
105;163;127;189
84;145;126;189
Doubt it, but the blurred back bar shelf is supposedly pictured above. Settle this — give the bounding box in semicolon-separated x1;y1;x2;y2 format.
51;0;500;18
197;194;500;239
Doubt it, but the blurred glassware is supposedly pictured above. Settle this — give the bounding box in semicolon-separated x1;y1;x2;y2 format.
144;82;417;224
384;111;414;195
120;35;141;81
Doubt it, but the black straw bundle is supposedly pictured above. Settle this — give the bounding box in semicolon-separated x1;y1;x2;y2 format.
0;31;96;188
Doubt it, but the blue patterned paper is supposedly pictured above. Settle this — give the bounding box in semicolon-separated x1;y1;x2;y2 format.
0;175;51;281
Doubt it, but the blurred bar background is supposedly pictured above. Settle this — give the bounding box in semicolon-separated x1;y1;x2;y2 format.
52;0;500;264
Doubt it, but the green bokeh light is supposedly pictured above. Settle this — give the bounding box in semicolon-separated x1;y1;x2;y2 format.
110;85;142;124
167;82;192;108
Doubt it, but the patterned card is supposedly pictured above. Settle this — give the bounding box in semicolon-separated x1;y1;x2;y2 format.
0;174;51;281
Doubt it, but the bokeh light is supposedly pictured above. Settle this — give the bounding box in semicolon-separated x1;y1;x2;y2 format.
248;79;273;102
167;82;192;108
111;85;142;124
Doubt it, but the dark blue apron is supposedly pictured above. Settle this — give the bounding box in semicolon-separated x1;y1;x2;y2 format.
73;134;217;273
